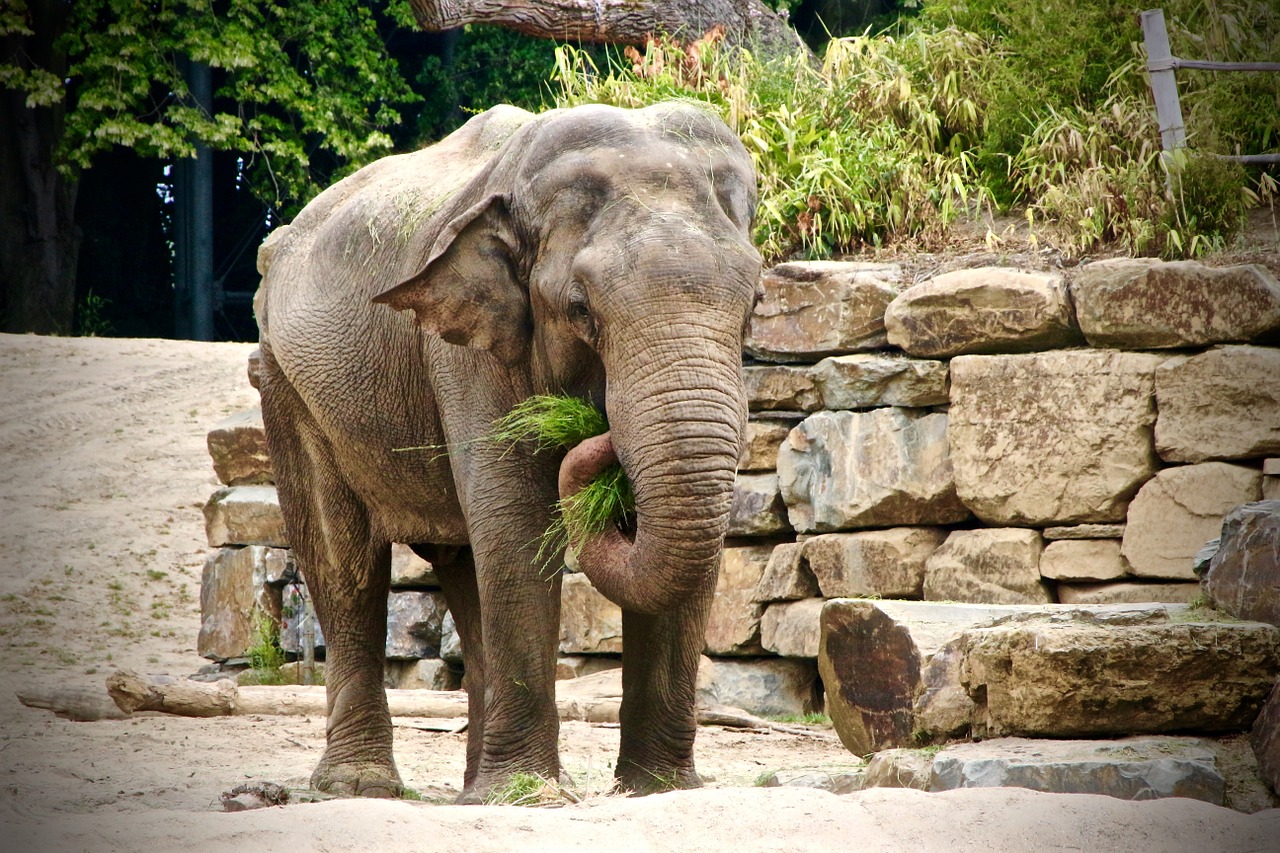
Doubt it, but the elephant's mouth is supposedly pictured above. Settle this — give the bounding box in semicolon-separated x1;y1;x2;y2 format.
558;432;636;543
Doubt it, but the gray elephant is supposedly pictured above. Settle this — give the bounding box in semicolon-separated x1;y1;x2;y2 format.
254;102;761;801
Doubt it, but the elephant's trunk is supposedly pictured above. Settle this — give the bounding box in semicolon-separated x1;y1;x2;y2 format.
560;354;745;615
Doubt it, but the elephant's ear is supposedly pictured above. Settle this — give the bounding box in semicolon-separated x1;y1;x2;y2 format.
374;194;528;363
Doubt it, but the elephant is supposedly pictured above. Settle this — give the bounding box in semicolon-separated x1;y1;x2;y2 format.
253;101;762;801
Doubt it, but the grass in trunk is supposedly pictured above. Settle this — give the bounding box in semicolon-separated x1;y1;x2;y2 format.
490;395;635;568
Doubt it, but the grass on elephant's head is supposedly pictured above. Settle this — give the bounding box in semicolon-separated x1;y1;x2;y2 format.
490;395;635;566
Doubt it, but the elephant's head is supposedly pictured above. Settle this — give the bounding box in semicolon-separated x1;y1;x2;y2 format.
376;103;762;614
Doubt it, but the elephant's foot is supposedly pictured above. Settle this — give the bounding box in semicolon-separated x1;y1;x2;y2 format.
310;758;403;799
615;760;703;796
454;764;567;805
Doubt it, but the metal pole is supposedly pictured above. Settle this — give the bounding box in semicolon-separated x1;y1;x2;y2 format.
1140;9;1186;155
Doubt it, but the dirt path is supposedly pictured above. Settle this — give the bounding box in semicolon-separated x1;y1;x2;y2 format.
0;332;1276;852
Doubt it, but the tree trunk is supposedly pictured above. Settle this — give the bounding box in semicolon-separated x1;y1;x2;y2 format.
406;0;808;59
0;0;80;336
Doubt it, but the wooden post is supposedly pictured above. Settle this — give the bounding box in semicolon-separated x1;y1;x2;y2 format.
1140;9;1186;155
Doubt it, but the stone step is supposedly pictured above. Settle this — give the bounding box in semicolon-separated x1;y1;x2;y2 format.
819;599;1280;755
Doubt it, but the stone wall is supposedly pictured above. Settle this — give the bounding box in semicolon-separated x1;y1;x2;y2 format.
199;256;1280;720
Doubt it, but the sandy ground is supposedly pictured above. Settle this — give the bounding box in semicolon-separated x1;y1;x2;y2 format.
1;331;1278;853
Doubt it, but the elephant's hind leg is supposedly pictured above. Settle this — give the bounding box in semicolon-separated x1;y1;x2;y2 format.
259;354;401;798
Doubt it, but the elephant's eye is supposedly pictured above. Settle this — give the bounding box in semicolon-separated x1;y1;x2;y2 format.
568;296;597;342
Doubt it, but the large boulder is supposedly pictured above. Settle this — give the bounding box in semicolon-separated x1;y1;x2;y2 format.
1071;258;1280;349
961;617;1280;737
743;364;821;412
814;354;949;409
704;544;774;655
1122;462;1262;580
752;541;819;603
1038;539;1128;583
390;542;438;589
948;351;1165;525
1155;345;1280;463
804;528;946;599
778;409;969;533
203;485;289;547
198;545;290;661
385;591;448;660
695;656;820;717
1205;500;1280;626
884;267;1080;357
760;598;824;658
745;261;901;362
929;737;1226;805
923;528;1052;605
728;473;791;536
559;573;622;654
739;420;792;472
1252;679;1280;796
206;407;273;486
819;600;1279;755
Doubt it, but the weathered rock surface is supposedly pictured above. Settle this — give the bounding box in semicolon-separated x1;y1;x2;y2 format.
555;655;621;681
1071;258;1280;349
203;485;289;547
1043;524;1126;540
728;473;790;537
760;598;824;658
743;365;821;412
929;737;1226;805
1252;679;1280;795
884;267;1079;357
962;618;1280;737
439;611;463;664
760;768;866;794
1205;500;1280;626
1155;345;1280;463
948;351;1164;525
778;409;969;533
385;591;448;660
923;529;1052;604
279;582;324;657
1038;539;1129;582
695;656;820;717
1122;462;1262;580
805;528;945;599
745;261;901;362
559;573;622;654
206;407;273;486
198;545;289;661
1265;459;1280;501
1056;581;1201;605
705;544;774;655
739;420;792;471
819;600;1276;754
814;354;950;409
390;543;438;589
751;541;818;603
388;658;460;691
863;749;935;789
819;600;1050;753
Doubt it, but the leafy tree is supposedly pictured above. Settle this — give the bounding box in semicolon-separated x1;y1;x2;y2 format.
1;0;420;335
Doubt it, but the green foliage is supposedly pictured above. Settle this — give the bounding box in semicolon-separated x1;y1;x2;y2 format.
490;395;634;566
1;0;419;218
483;772;570;806
553;28;992;259
246;609;286;684
75;289;113;337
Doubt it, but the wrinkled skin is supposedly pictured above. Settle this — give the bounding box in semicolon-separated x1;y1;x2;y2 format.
254;103;761;801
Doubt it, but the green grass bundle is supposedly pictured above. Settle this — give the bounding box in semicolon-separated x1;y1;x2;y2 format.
491;395;635;565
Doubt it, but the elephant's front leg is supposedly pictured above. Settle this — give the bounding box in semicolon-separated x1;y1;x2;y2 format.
459;492;565;802
616;572;718;794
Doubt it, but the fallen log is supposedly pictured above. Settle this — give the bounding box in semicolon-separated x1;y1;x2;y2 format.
16;684;131;722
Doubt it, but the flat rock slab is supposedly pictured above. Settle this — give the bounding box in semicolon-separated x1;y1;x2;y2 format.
1056;581;1201;605
198;545;289;661
948;351;1165;525
728;473;791;537
761;598;825;658
929;736;1225;805
760;768;866;794
385;591;448;660
814;353;950;409
705;544;775;655
1039;539;1128;582
1071;258;1280;349
1205;500;1280;626
695;655;820;718
804;527;946;599
739;420;791;471
885;267;1080;357
559;573;622;654
923;528;1052;604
